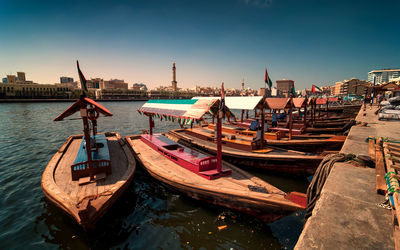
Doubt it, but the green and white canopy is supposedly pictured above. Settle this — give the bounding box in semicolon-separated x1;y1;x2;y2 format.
138;99;220;123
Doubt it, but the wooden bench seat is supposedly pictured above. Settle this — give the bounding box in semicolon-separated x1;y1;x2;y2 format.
141;134;231;179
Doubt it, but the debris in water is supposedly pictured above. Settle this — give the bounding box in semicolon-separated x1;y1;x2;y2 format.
218;225;227;231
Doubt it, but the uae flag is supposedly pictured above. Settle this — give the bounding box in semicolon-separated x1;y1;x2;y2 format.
312;84;322;94
77;60;88;92
219;82;225;118
264;67;273;89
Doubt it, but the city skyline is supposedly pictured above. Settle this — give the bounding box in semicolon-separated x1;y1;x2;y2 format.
1;0;399;90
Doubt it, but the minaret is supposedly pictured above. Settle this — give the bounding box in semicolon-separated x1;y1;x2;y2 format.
241;78;245;91
171;62;177;92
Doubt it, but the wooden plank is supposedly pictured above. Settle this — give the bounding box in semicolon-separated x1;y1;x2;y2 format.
369;138;375;160
375;139;387;195
395;224;400;250
383;142;400;227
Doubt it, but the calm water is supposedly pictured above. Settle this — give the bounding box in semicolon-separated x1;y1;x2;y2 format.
0;101;308;250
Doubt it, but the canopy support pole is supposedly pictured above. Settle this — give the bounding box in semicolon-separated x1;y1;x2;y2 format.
246;110;249;119
80;100;94;181
260;107;265;148
326;100;329;118
289;96;293;140
149;115;153;135
241;110;244;122
304;102;307;128
216;114;222;173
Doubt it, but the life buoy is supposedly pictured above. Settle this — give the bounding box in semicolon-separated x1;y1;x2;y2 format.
87;108;100;121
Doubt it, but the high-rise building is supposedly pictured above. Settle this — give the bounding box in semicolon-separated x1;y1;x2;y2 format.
171;62;177;92
241;79;245;91
368;69;400;84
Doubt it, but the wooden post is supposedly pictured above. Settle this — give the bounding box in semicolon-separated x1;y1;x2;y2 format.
246;110;249;119
288;96;293;140
303;102;307;128
80;101;94;181
149;115;153;135
326;99;329;118
318;104;321;118
241;110;244;122
216;113;222;173
260;107;265;148
212;116;215;124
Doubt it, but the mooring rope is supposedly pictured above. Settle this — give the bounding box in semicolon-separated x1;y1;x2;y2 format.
305;153;355;220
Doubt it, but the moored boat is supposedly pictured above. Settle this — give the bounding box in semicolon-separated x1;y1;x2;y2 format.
126;134;305;222
41;62;136;229
127;88;307;221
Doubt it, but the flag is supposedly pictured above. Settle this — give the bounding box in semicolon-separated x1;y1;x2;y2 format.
264;67;273;89
77;60;88;92
219;82;225;118
312;84;322;94
291;81;295;96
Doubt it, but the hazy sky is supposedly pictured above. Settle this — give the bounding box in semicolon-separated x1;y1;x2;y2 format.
1;0;399;90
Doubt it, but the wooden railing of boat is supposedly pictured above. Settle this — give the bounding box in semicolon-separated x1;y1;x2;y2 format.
71;159;111;181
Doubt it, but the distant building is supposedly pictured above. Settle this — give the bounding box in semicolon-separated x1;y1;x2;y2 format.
17;72;26;82
368;69;400;84
7;75;17;84
60;76;74;83
87;78;103;89
103;79;128;89
131;83;147;91
2;77;7;83
334;78;369;96
276;79;294;97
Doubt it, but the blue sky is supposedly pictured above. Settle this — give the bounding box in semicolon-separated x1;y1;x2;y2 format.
0;0;399;90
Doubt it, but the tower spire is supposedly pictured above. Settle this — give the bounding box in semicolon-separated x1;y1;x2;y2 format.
171;62;177;92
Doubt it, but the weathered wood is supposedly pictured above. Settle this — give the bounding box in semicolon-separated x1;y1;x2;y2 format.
383;142;400;229
41;133;136;230
369;138;376;160
126;134;306;222
168;129;323;176
375;139;387;195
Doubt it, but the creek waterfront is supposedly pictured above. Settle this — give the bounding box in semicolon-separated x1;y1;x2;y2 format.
0;101;308;249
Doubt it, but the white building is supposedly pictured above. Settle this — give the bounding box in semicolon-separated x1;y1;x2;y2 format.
368;69;400;84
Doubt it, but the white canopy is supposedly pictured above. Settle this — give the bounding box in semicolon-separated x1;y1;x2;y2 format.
192;96;263;110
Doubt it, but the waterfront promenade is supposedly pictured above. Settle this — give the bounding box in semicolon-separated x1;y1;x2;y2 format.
295;105;400;249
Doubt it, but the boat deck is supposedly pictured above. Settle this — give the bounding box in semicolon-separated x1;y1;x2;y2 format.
54;136;128;202
42;133;136;228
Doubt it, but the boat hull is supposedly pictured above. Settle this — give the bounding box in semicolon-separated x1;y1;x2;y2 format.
41;132;136;229
126;134;304;222
168;129;324;176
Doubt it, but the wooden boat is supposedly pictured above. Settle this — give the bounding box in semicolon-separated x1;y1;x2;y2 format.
184;125;345;153
129;92;307;221
41;62;136;229
168;128;327;175
126;133;306;222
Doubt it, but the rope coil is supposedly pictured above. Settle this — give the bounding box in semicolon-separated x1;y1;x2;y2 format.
305;153;355;220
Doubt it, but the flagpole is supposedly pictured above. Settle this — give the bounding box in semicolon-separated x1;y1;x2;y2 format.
216;82;224;174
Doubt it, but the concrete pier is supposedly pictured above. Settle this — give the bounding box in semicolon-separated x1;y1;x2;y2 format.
295;105;400;249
